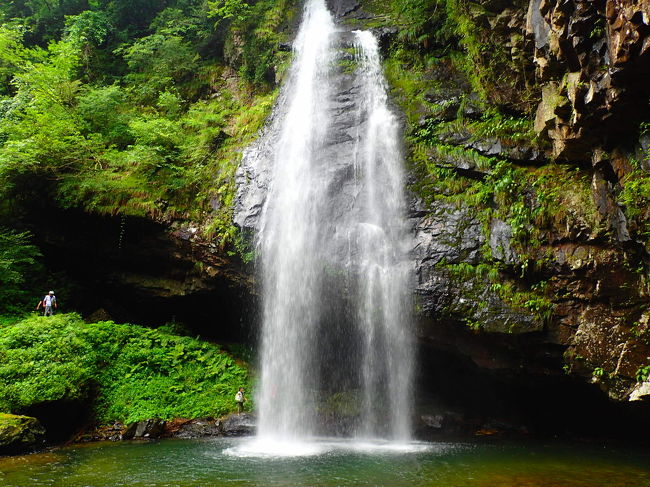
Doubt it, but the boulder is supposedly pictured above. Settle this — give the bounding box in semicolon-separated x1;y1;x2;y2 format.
221;413;256;436
123;419;166;440
0;413;46;454
173;418;223;439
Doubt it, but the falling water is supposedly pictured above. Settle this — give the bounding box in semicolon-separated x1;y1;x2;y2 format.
352;30;414;441
255;0;336;440
253;0;413;444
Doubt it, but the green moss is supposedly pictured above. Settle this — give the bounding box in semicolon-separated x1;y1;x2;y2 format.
0;413;45;451
440;261;552;324
384;50;431;127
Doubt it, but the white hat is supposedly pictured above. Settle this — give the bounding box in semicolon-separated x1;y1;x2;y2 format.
49;291;54;294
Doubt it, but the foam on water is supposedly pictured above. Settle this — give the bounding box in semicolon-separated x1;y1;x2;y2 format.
223;438;329;458
223;438;437;459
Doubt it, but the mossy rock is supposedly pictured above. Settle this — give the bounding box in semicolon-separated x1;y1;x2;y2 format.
0;413;46;454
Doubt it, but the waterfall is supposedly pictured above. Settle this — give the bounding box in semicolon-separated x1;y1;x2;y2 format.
253;0;414;444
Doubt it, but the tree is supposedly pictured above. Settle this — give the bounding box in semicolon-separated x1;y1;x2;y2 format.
0;228;41;314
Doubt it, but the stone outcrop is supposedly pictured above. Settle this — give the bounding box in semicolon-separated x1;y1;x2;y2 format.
77;416;255;443
404;1;650;408
528;0;650;161
221;413;256;436
170;418;223;438
0;414;46;455
30;207;253;341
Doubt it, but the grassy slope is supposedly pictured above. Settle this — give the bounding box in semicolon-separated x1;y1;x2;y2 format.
0;313;251;425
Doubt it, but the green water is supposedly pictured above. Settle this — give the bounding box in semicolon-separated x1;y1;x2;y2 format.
0;438;649;487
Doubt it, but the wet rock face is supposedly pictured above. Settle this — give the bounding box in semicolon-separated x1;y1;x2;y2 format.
0;414;46;454
411;203;541;334
326;0;360;18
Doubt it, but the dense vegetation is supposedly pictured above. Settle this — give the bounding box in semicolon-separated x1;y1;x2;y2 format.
0;228;42;315
0;314;251;424
0;0;297;246
0;0;300;310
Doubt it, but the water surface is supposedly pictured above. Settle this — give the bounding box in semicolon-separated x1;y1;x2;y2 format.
1;438;649;487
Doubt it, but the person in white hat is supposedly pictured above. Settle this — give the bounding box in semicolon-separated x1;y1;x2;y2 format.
36;291;58;316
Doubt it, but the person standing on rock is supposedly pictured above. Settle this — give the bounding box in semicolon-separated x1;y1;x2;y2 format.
235;387;246;413
36;291;57;316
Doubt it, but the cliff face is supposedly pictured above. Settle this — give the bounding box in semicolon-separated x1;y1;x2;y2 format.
25;0;650;435
382;0;650;407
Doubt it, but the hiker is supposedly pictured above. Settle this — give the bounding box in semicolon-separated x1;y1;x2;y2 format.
36;291;57;316
235;387;246;413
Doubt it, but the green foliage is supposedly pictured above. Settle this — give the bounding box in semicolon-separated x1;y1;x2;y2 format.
65;10;112;48
0;314;251;423
592;367;606;379
226;0;297;86
207;0;251;22
0;314;96;412
468;110;535;145
636;362;650;383
465;319;482;331
619;170;650;245
117;32;199;103
375;0;536;115
0;0;295;250
88;320;250;422
365;0;450;51
444;0;534;109
0;228;41;315
630;320;650;345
